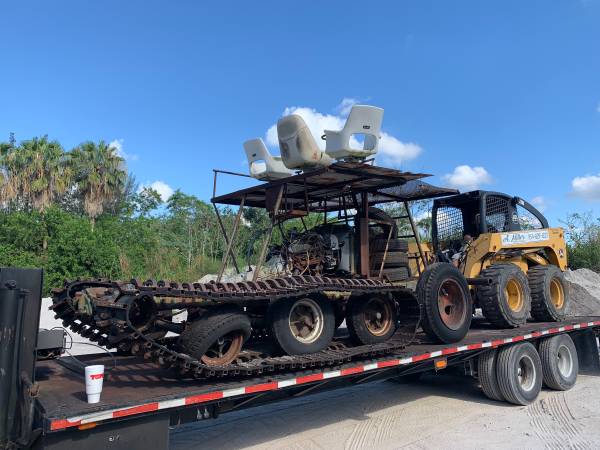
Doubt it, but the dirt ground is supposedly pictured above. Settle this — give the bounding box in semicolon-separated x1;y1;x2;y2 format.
170;372;600;450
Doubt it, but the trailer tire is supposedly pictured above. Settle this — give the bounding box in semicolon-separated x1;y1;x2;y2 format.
178;307;251;366
496;342;542;405
371;238;409;253
477;264;531;328
371;252;409;269
417;263;472;343
269;296;335;355
478;349;505;402
528;265;569;322
346;295;398;345
539;334;578;391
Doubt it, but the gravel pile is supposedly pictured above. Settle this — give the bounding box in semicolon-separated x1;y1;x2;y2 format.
564;268;600;316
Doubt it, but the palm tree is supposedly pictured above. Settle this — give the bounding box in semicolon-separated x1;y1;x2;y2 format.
0;136;70;212
70;140;127;230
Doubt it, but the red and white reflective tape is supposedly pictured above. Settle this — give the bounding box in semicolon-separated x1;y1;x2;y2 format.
49;320;600;432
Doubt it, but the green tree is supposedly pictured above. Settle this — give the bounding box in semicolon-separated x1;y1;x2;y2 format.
70;140;127;229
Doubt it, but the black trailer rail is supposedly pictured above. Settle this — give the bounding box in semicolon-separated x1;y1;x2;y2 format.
38;317;600;435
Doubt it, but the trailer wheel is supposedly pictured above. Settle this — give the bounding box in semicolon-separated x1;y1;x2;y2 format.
477;264;531;328
346;295;398;345
417;263;472;343
496;342;542;405
269;296;335;355
178;307;251;366
539;334;578;391
528;265;569;322
478;349;505;402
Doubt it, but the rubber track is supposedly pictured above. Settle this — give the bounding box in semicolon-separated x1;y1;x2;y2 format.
50;275;421;379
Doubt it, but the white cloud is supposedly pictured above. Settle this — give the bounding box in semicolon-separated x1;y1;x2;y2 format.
139;180;174;201
265;103;422;168
530;196;547;212
443;165;492;191
571;173;600;201
336;97;359;116
109;138;138;161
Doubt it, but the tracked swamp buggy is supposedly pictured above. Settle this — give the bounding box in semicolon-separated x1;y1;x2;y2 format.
51;105;570;380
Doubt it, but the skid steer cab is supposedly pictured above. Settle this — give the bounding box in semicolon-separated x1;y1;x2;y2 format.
430;190;569;329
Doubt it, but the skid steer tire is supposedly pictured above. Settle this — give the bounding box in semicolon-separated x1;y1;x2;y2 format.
371;252;409;269
269;296;335;355
528;265;569;322
346;295;398;345
371;267;410;282
371;238;409;253
477;264;531;328
478;349;505;402
539;334;578;391
178;307;251;365
417;263;472;344
496;342;542;405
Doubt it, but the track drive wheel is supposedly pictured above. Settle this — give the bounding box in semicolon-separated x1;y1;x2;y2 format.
417;263;472;343
528;265;569;322
346;295;398;345
269;296;335;355
178;307;251;366
477;264;531;328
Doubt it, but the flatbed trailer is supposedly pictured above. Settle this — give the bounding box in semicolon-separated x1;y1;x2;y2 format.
1;269;599;450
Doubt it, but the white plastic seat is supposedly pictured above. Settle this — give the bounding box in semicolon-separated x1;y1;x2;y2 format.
324;105;384;160
244;138;291;181
277;114;332;170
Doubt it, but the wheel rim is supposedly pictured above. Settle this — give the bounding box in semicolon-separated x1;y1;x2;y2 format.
550;278;565;310
517;354;536;392
288;298;324;344
363;297;394;336
557;344;573;378
201;332;244;366
437;279;468;331
505;278;524;312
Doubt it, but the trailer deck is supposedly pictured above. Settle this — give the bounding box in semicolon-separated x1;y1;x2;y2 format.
36;317;600;438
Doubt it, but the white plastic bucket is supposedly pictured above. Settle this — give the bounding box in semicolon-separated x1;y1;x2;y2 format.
85;364;105;403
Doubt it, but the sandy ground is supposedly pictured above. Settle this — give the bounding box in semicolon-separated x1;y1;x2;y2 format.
170;372;600;450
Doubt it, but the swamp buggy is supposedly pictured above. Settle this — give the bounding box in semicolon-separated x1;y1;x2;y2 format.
50;104;571;380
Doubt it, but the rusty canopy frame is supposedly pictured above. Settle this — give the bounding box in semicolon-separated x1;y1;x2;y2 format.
211;163;458;282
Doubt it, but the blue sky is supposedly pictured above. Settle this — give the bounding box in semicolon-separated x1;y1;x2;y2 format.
1;0;600;225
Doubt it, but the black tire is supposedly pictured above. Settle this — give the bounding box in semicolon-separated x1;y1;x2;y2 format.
417;263;472;343
355;207;398;239
178;307;251;363
371;267;410;281
477;264;531;328
496;342;543;405
478;349;505;402
269;296;335;355
528;265;569;322
371;252;409;269
539;334;578;391
371;238;409;253
346;295;398;345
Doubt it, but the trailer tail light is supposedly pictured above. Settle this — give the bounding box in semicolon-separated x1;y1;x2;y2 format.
434;358;447;371
78;422;97;431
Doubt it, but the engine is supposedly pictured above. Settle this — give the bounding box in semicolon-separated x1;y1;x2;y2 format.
278;224;356;276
